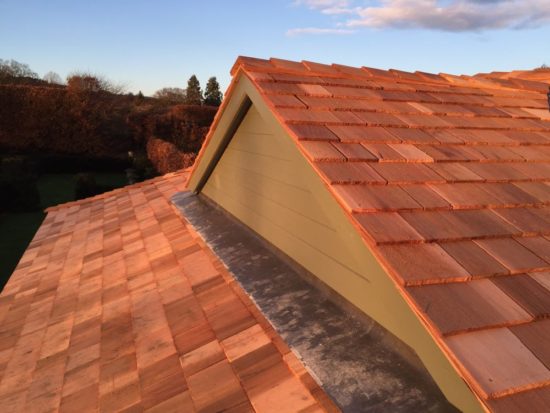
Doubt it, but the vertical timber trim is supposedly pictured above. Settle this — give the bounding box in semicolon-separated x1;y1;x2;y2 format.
194;97;251;194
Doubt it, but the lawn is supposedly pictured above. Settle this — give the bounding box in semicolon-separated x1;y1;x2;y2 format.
0;172;127;289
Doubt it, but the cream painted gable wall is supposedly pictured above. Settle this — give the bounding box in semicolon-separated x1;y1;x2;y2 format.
191;74;486;413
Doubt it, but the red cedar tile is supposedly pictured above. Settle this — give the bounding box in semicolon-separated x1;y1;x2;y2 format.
270;58;307;72
247;71;274;82
504;130;550;144
99;380;141;413
385;128;438;144
360;67;392;79
277;108;343;124
510;146;550;162
230;340;281;383
430;182;502;208
302;60;341;75
376;243;470;285
320;76;371;87
173;322;216;356
387;144;433;162
510;319;550;370
62;359;100;397
164;295;207;334
531;271;550;292
314;162;386;184
187;360;248;413
487;386;550;413
363;100;420;114
180;340;225;376
475;238;548;273
257;82;304;95
394;113;451;128
270;73;324;85
138;355;182;390
353;212;424;244
445;328;550;398
221;324;271;362
470;146;525;162
300;141;346;161
202;298;256;341
139;360;188;409
493;207;550;235
286;124;339;141
389;68;423;81
476;183;540;206
331;142;378;161
439;241;509;277
332;63;373;78
413;102;473;116
324;85;382;99
516;236;550;263
248;374;318;412
416;145;479;162
354;111;409;127
59;383;99;413
512;162;550;180
460;129;514;144
328;125;400;143
370;164;445;184
264;94;306;108
331;110;365;124
464;163;531;182
426;163;483;183
400;186;451;209
493;275;550;318
514;182;550;203
362;144;406;162
332;184;421;212
234;57;273;73
298;96;375;111
408;279;531;335
400;209;520;241
429;129;464;144
144;391;196;413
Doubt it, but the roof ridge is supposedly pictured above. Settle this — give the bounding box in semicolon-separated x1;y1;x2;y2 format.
232;56;548;97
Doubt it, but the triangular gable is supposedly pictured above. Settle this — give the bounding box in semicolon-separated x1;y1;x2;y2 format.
188;57;550;413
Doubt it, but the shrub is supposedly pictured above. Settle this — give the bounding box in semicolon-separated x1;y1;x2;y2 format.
0;156;40;212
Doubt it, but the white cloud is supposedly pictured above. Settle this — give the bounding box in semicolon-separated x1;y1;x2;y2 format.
286;27;356;36
293;0;550;32
292;0;356;14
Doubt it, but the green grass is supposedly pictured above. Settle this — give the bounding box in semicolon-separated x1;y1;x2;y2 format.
0;172;127;290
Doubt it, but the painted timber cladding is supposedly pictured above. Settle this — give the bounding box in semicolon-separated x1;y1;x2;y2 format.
199;80;484;413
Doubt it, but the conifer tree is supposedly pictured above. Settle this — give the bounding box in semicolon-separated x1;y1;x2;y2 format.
185;75;202;105
204;76;223;106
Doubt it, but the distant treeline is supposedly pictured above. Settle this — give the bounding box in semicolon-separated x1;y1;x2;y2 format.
0;59;222;164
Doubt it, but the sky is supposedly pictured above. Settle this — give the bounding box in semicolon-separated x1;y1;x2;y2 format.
1;0;549;96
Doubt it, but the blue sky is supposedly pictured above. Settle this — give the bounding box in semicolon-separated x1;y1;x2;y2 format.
1;0;549;96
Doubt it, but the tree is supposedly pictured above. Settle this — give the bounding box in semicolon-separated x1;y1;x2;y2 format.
0;59;38;79
153;87;186;103
204;77;222;106
185;75;202;105
67;74;102;92
66;71;126;94
43;71;63;84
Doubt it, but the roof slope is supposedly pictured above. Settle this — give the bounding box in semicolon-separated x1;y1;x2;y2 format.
222;57;550;412
0;171;336;412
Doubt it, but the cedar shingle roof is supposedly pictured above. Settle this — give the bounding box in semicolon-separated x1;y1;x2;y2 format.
0;170;337;412
217;57;550;412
